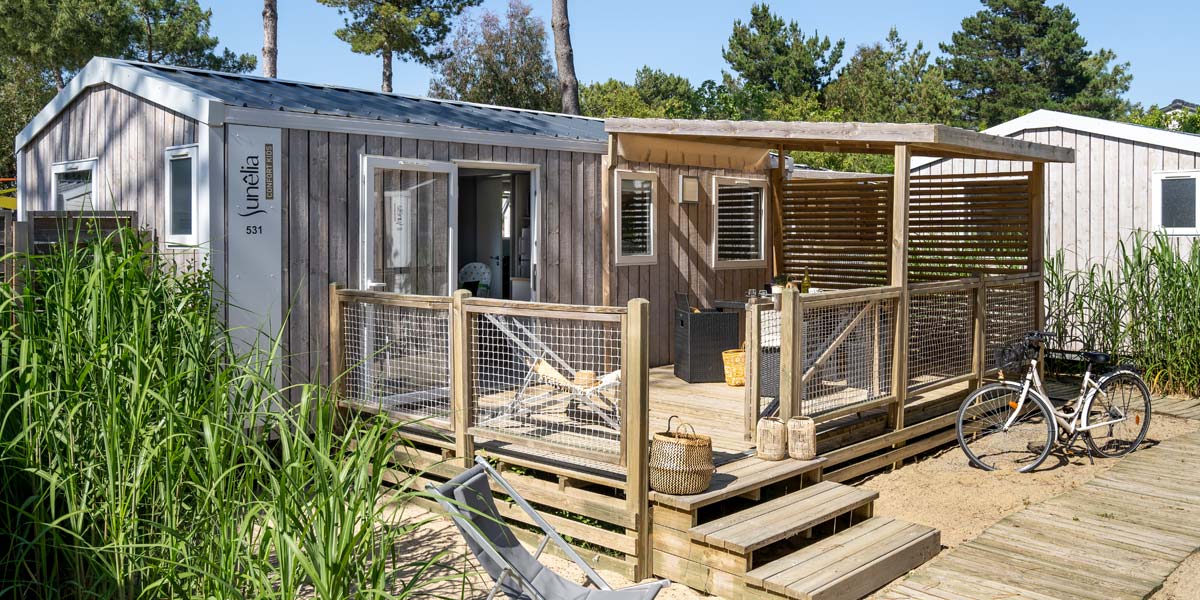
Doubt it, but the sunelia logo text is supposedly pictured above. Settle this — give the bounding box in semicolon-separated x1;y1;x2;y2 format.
237;143;274;218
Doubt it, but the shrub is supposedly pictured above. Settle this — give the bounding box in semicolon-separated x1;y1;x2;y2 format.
1046;231;1200;396
0;228;451;598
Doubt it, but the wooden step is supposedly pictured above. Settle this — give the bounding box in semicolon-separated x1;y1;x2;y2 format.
746;517;940;600
689;481;878;554
650;455;826;511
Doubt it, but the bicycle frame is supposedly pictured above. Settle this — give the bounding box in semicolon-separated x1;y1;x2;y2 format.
1002;358;1130;439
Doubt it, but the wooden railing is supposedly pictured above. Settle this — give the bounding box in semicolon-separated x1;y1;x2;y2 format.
330;285;653;578
744;272;1042;438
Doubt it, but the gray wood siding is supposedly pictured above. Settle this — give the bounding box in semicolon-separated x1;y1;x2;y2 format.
912;126;1200;271
280;129;605;385
18;84;198;246
610;159;772;366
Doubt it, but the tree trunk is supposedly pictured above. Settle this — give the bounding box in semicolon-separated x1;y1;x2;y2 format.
550;0;580;115
381;48;393;93
262;0;278;78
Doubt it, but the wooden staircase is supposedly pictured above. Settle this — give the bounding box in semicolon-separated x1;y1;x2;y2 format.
650;457;940;600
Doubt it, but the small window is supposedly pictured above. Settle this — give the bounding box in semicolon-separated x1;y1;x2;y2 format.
713;177;768;269
165;145;199;245
614;171;656;266
1154;171;1200;235
51;158;98;211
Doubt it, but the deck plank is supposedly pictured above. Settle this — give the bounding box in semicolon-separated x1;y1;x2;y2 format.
884;430;1200;599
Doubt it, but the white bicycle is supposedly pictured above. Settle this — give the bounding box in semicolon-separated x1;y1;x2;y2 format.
955;331;1152;472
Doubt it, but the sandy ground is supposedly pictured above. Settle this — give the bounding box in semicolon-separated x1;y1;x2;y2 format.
400;410;1200;599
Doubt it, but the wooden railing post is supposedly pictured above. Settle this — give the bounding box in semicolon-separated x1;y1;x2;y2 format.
744;298;765;441
328;283;343;399
971;276;987;387
623;298;651;581
451;289;475;467
889;144;912;434
779;287;802;420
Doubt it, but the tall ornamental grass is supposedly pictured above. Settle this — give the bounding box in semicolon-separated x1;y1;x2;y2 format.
0;228;454;599
1046;231;1200;396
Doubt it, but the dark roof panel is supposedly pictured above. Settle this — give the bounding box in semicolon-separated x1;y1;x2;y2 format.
132;61;606;141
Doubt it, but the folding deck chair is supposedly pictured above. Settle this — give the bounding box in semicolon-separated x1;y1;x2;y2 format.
429;456;670;600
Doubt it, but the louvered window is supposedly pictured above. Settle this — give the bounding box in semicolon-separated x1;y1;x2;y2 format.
1155;171;1200;235
615;172;657;265
714;179;767;268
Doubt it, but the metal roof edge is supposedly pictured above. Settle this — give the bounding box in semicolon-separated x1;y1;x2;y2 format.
15;57;223;152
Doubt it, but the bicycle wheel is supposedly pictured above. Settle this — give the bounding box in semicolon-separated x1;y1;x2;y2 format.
956;383;1055;472
1084;370;1152;458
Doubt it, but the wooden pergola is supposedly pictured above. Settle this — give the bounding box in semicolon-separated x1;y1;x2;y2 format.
604;117;1075;448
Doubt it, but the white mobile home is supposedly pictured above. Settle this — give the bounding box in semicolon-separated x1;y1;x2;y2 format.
912;109;1200;270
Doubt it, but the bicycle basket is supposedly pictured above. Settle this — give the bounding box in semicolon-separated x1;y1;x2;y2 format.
994;341;1031;373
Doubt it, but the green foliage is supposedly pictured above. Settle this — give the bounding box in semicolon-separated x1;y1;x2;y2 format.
0;0;134;87
1123;105;1200;134
320;0;480;66
124;0;256;72
0;58;55;178
429;0;560;111
722;3;844;96
824;28;958;126
1045;233;1200;396
0;228;448;598
939;0;1131;127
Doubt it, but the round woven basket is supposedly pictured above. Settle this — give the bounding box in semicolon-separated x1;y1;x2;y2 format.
649;416;714;495
721;349;745;387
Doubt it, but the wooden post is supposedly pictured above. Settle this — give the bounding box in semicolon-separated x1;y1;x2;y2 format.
971;275;987;388
771;144;787;276
328;283;343;398
622;298;651;581
779;287;802;421
451;289;475;466
889;144;912;436
744;298;765;441
1030;163;1047;378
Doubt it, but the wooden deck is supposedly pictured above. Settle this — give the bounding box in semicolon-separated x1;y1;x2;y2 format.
649;365;754;459
881;430;1200;600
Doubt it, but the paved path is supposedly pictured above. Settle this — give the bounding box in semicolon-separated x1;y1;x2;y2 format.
879;430;1200;600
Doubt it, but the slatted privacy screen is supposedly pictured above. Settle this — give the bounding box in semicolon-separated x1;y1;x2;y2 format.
907;287;976;390
984;279;1039;371
798;294;897;417
339;295;453;427
908;172;1033;282
714;180;766;263
780;177;891;289
619;175;653;257
467;305;626;464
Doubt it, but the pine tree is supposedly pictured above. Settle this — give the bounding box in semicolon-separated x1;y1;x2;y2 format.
722;3;844;96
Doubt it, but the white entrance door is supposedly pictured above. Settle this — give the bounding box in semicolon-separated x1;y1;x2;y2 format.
359;156;458;294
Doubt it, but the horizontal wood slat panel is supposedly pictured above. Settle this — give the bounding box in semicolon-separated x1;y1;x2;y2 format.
909;173;1033;281
781;177;892;287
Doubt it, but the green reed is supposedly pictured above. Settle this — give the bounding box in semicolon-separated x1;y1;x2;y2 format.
0;228;455;599
1046;231;1200;396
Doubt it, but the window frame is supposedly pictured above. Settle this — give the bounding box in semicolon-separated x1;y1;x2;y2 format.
50;157;98;211
164;144;201;246
613;170;658;266
711;175;770;270
1152;169;1200;236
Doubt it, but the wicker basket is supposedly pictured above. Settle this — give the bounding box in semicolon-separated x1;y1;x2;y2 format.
649;416;714;495
721;349;746;387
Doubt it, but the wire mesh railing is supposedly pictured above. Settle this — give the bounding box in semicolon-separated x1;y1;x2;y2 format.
907;286;976;391
465;304;626;463
338;293;453;427
984;277;1040;371
797;293;898;417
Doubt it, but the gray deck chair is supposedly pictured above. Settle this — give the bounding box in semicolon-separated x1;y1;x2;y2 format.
428;456;670;600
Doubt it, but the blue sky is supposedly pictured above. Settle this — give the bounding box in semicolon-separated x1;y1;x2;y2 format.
201;0;1189;109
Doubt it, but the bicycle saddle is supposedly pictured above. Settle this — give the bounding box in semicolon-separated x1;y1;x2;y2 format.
1080;351;1111;365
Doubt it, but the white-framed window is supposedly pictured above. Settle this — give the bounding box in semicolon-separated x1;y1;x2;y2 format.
614;170;657;266
1153;170;1200;235
712;176;769;269
51;158;98;211
164;144;200;245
